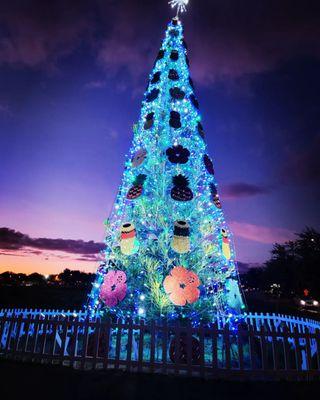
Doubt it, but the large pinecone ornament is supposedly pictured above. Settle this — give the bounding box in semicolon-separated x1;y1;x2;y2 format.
171;174;193;202
127;174;147;200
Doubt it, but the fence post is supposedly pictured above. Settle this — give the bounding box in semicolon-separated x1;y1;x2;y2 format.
212;322;218;371
293;326;302;371
92;318;101;370
114;318;123;370
161;319;168;374
237;324;245;372
224;324;231;370
137;319;145;373
102;317;111;370
174;320;181;376
283;326;291;371
126;318;133;372
260;326;267;370
186;320;193;377
199;324;205;378
80;316;90;370
305;327;313;371
149;320;156;374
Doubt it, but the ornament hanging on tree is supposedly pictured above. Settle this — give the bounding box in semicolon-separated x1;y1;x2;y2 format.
146;88;160;103
204;154;214;175
163;266;200;306
171;174;193;201
151;71;161;84
171;220;190;254
169;111;181;129
132;149;147;168
144;112;154;130
197;122;205;139
120;222;140;255
156;49;165;62
166;144;190;164
190;94;199;109
127;174;147;200
169;69;179;81
210;183;222;209
221;228;231;260
170;87;185;100
99;270;127;307
170;50;179;61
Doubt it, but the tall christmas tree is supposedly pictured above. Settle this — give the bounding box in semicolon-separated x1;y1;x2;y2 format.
88;2;246;324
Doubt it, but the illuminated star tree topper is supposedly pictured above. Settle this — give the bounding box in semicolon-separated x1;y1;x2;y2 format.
169;0;189;17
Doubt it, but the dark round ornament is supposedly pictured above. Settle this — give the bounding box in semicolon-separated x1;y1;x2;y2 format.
204;154;214;175
170;87;185;100
146;88;159;103
190;94;199;109
144;112;154;130
169;69;179;81
197;122;205;139
151;71;161;84
169;29;179;38
156;49;165;61
166;145;190;164
169;334;200;365
170;50;179;61
169;111;181;129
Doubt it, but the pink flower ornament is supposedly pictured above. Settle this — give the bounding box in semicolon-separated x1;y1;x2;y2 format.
100;270;127;307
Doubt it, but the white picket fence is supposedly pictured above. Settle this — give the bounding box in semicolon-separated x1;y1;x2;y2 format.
1;309;320;380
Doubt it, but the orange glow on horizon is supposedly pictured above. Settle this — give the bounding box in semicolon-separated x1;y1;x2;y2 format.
0;249;100;275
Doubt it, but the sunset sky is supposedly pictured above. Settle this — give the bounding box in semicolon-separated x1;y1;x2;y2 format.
0;0;319;275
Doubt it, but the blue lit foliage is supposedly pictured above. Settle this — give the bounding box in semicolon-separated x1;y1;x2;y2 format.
88;19;246;324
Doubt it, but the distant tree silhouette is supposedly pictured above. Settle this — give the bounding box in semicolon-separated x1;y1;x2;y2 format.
242;228;320;297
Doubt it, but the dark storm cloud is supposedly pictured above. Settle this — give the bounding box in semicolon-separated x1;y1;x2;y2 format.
222;183;270;199
0;0;93;70
0;227;104;254
1;0;319;84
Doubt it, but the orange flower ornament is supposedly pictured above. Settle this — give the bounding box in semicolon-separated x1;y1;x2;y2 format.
163;266;200;306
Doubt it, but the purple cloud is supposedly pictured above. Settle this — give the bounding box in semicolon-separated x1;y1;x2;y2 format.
0;1;92;70
230;221;295;244
1;1;319;86
222;183;270;199
0;227;104;255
